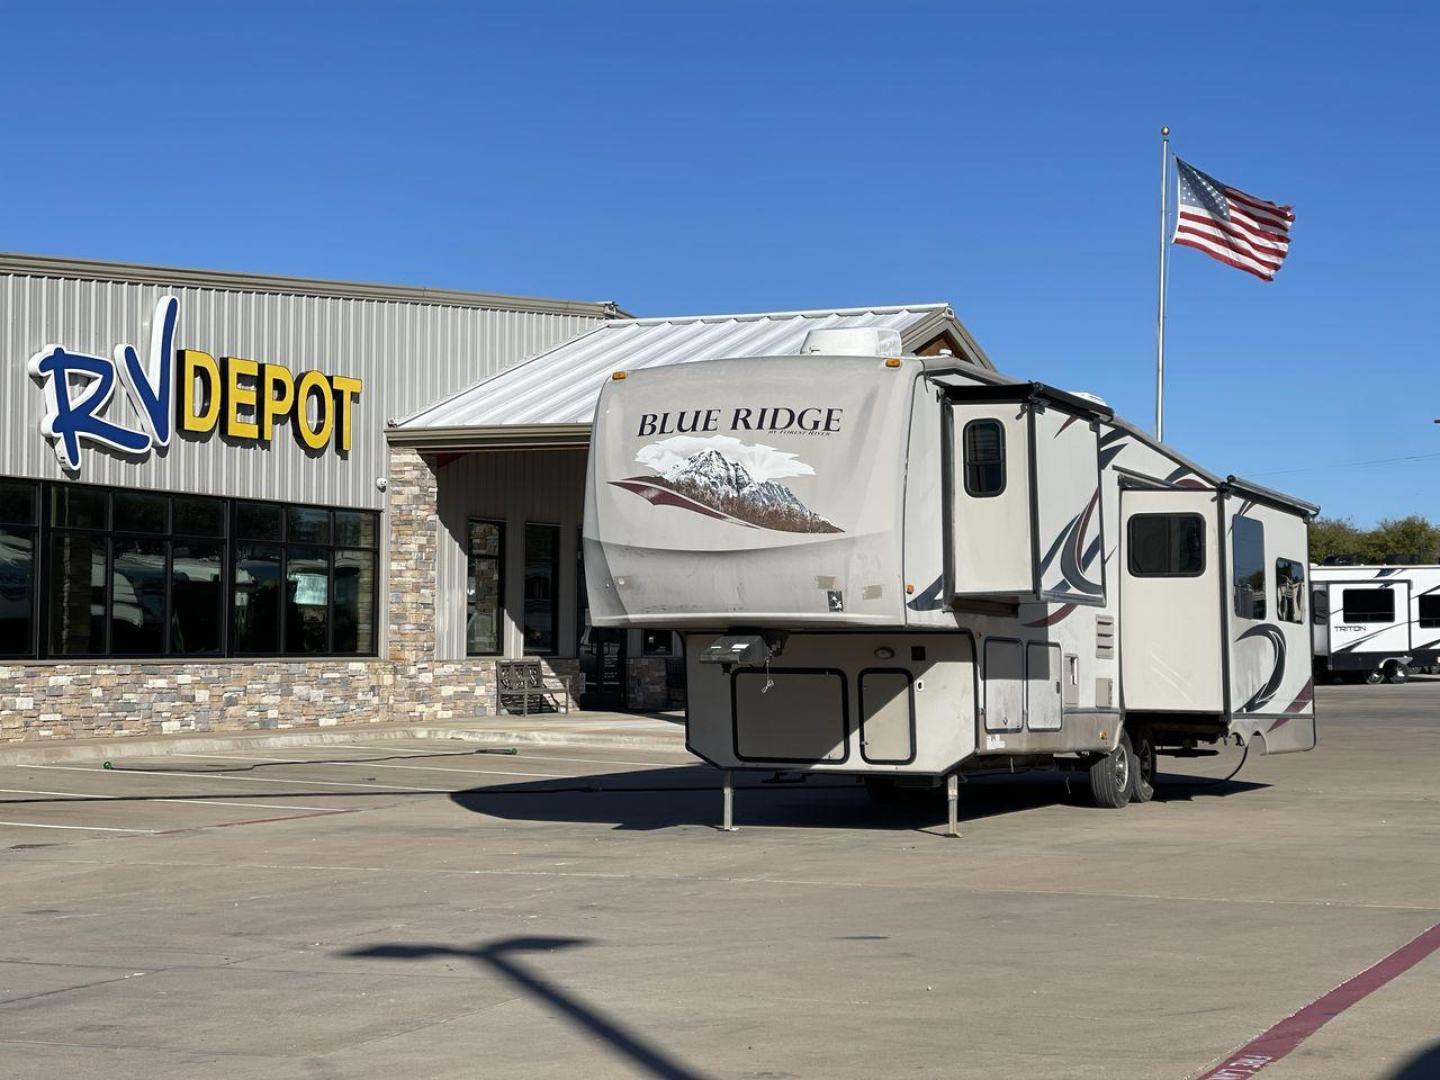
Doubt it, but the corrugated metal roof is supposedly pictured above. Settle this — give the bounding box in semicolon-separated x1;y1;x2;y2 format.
395;302;980;432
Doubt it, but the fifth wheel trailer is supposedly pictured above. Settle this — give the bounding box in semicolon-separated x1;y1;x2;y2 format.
1311;564;1440;684
581;330;1318;823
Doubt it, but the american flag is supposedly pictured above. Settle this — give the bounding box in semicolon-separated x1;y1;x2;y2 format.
1172;158;1295;281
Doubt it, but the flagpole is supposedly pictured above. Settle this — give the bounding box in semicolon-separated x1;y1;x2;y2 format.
1156;126;1170;442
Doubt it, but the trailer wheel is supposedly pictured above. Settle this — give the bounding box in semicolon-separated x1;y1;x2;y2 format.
1385;661;1409;685
1129;728;1156;804
1365;670;1384;685
1087;732;1134;809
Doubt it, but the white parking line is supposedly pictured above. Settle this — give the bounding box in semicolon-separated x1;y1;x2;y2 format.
29;764;451;793
171;752;569;778
509;752;699;769
0;820;156;834
244;743;695;770
0;787;346;813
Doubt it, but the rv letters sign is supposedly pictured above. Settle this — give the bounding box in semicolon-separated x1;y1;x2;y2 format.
28;296;362;471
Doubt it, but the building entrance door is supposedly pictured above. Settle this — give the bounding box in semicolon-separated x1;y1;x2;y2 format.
579;628;626;710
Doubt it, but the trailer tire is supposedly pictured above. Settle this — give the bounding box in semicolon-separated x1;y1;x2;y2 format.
1365;670;1384;685
1087;732;1134;809
1385;661;1409;685
1129;727;1156;804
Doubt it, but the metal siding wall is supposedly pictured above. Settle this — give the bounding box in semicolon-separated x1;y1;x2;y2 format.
435;449;588;660
1;272;600;509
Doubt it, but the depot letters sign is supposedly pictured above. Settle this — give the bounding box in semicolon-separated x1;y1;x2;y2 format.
28;296;362;471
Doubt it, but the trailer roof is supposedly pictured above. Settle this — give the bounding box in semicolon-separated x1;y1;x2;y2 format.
389;303;990;446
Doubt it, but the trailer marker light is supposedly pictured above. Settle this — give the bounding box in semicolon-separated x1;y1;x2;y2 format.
875;647;895;660
884;357;902;368
611;371;627;380
905;583;915;594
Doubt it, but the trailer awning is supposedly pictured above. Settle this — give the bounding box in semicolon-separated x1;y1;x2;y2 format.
388;302;990;449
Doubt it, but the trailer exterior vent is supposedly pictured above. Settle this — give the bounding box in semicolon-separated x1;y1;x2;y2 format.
799;327;903;357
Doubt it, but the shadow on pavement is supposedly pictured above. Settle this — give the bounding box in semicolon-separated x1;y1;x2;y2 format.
1388;1042;1440;1079
447;765;1268;832
344;936;706;1080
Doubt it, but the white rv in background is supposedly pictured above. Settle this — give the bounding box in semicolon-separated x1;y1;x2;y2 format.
1311;564;1440;683
582;329;1318;824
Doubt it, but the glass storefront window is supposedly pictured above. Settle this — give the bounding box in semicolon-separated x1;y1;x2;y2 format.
0;528;35;656
0;480;378;660
335;510;376;547
287;507;331;545
114;491;168;533
233;543;282;653
285;546;330;653
334;548;376;654
236;502;283;541
174;496;225;537
51;486;106;529
111;537;167;654
47;531;106;655
172;540;224;654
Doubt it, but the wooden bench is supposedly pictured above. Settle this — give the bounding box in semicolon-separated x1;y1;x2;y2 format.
494;659;572;716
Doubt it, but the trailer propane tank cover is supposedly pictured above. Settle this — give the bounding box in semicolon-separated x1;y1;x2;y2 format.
700;635;773;670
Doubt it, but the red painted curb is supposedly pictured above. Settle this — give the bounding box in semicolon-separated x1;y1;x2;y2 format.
1196;921;1440;1079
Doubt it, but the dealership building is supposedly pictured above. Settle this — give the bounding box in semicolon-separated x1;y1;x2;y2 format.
0;253;989;742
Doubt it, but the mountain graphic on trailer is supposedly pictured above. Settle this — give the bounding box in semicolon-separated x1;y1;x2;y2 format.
612;448;841;534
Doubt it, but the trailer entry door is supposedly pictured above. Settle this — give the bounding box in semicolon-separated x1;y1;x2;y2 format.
1120;489;1223;712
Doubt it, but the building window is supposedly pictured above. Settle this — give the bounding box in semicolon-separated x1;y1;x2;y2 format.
0;480;38;656
1342;588;1395;624
1127;513;1205;577
1275;559;1305;624
467;520;504;656
1232;516;1265;620
1420;595;1440;630
0;478;377;660
523;523;560;656
962;419;1006;497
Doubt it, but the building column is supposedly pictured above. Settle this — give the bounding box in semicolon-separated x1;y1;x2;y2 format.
386;447;441;717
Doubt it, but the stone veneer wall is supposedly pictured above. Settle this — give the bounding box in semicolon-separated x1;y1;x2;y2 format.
0;448;577;743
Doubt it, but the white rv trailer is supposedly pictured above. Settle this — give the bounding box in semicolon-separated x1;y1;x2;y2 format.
582;330;1319;827
1310;564;1440;683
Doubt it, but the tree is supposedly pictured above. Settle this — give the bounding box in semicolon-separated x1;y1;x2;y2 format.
1308;514;1440;564
1309;517;1367;563
1368;515;1440;564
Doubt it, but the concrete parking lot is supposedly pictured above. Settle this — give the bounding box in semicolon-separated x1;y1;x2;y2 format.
2;685;1438;1080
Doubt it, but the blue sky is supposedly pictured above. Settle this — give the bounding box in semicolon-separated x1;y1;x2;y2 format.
4;1;1435;524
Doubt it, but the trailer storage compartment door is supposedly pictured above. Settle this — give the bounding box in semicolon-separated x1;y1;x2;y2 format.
733;669;848;763
1120;489;1223;712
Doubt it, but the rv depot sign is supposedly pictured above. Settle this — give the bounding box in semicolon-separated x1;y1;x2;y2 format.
28;296;363;471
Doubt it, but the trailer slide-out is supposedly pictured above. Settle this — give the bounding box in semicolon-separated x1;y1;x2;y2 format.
1311;564;1440;684
582;329;1319;829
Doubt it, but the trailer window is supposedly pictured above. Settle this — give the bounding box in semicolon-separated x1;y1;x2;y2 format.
1342;588;1395;624
1312;587;1329;625
1127;513;1204;577
1421;596;1440;629
1231;517;1265;620
962;419;1006;497
1275;558;1305;623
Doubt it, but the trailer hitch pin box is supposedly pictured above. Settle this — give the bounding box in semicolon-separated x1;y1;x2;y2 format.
699;635;773;671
